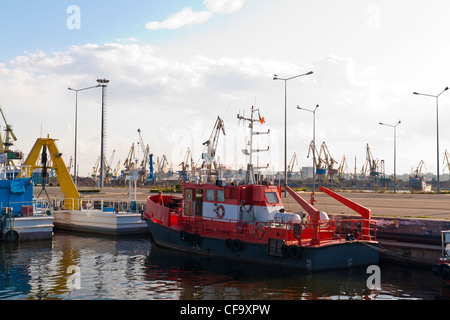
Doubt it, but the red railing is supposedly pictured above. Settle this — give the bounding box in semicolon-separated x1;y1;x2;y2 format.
172;214;377;246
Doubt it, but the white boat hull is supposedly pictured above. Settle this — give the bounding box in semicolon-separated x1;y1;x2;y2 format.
52;210;148;236
3;215;54;241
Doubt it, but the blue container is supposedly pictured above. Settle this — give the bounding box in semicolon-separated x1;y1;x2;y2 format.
0;178;33;216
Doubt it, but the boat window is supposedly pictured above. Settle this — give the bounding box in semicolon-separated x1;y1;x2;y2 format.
265;192;278;204
185;188;193;200
216;189;225;202
206;189;215;201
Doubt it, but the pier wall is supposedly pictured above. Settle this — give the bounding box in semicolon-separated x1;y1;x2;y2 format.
328;214;448;267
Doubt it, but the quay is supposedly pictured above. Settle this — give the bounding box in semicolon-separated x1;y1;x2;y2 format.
283;191;450;268
37;186;449;267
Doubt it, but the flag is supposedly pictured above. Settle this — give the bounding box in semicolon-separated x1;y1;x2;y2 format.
258;111;265;124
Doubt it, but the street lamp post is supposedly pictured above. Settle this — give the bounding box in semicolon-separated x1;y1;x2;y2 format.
273;71;313;196
413;87;448;194
298;105;319;193
379;120;401;193
68;84;101;186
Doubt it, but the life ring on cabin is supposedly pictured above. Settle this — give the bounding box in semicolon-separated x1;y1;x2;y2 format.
254;224;265;240
3;230;20;243
215;205;225;219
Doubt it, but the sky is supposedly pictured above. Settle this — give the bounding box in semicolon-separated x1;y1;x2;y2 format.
1;0;450;178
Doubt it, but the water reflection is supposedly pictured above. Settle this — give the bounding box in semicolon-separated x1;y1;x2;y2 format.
0;232;445;300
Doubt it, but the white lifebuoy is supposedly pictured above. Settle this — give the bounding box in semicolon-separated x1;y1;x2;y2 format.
215;205;225;218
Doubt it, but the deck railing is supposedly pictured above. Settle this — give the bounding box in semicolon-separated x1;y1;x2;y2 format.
176;214;377;245
49;197;146;214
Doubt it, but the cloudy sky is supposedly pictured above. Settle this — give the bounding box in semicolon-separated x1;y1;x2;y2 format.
1;0;450;178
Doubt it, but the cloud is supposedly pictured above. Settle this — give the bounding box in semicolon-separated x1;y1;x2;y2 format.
146;0;245;30
204;0;245;14
146;8;212;30
1;42;420;177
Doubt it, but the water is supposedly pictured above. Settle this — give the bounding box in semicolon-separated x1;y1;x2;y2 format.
0;231;446;300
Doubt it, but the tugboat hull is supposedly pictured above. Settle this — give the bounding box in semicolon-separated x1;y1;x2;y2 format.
147;220;379;271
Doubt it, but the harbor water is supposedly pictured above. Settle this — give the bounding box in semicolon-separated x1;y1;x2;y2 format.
0;231;446;300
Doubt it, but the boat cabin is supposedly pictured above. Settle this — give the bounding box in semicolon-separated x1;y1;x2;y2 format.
181;182;285;223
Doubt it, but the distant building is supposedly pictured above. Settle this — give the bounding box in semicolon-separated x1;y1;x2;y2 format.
301;167;314;180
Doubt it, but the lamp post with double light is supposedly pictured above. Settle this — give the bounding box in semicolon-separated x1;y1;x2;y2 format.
68;84;101;186
379;120;401;193
413;87;448;194
273;71;313;196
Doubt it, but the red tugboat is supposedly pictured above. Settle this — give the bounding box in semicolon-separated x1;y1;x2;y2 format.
143;108;379;271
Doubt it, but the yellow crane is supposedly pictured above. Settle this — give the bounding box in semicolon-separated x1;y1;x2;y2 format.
123;143;136;172
443;150;450;175
307;140;327;184
287;152;299;177
178;147;194;182
21;136;80;210
338;155;352;180
137;129;150;181
319;141;339;182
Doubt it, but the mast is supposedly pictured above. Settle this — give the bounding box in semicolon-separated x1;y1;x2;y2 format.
237;105;270;184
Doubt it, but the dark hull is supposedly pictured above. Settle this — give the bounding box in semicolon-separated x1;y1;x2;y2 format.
146;220;380;271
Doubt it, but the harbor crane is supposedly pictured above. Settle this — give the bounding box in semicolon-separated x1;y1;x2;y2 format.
412;160;426;177
338;155;352;180
319;142;339;182
137;128;150;182
443;150;450;175
123;143;136;172
307;140;326;185
179;147;194;182
361;143;381;178
287;152;299;177
156;155;168;181
201;116;226;171
0;106;22;166
410;160;427;191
